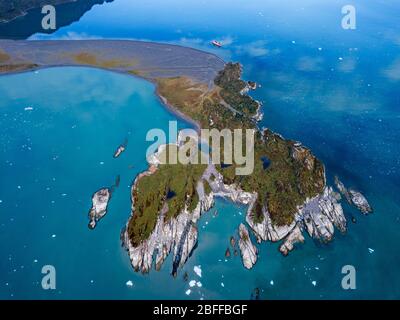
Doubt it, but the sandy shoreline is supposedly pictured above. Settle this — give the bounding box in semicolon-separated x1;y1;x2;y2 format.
0;39;223;132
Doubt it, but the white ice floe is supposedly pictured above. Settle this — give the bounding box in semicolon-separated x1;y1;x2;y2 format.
189;280;196;287
368;248;375;254
194;265;202;278
51;234;56;238
185;289;191;295
221;282;225;287
270;280;274;286
24;107;34;111
126;280;133;287
312;281;317;286
197;282;202;288
0;200;2;203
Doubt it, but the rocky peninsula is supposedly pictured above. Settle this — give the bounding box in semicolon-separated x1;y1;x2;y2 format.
0;39;372;274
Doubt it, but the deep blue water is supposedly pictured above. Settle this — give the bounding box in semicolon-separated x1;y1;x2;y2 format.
1;0;399;299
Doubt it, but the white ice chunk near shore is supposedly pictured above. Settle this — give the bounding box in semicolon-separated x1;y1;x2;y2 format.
126;280;133;287
194;265;202;278
189;280;196;287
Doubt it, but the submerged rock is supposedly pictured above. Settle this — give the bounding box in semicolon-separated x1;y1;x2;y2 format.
251;288;261;300
238;223;258;269
230;236;236;248
88;188;111;229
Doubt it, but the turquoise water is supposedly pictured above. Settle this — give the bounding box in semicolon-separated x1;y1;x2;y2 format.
1;0;400;299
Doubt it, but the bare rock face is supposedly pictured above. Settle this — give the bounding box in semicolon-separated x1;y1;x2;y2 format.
334;176;373;214
88;188;111;229
246;186;346;256
348;190;372;214
301;187;346;243
230;236;236;248
124;182;211;275
279;224;305;256
238;223;258;269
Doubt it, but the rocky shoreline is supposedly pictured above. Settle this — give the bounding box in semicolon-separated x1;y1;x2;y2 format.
238;223;258;269
122;68;372;274
123;136;355;273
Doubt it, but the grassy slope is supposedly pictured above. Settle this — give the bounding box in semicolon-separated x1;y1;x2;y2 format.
128;145;207;247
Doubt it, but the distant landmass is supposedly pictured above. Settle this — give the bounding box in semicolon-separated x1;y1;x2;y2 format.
0;0;113;39
0;0;74;22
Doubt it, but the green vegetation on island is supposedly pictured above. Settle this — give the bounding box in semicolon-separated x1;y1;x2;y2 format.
128;145;207;247
127;62;325;246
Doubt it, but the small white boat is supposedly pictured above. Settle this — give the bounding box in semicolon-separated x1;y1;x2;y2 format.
113;145;126;158
211;40;222;48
